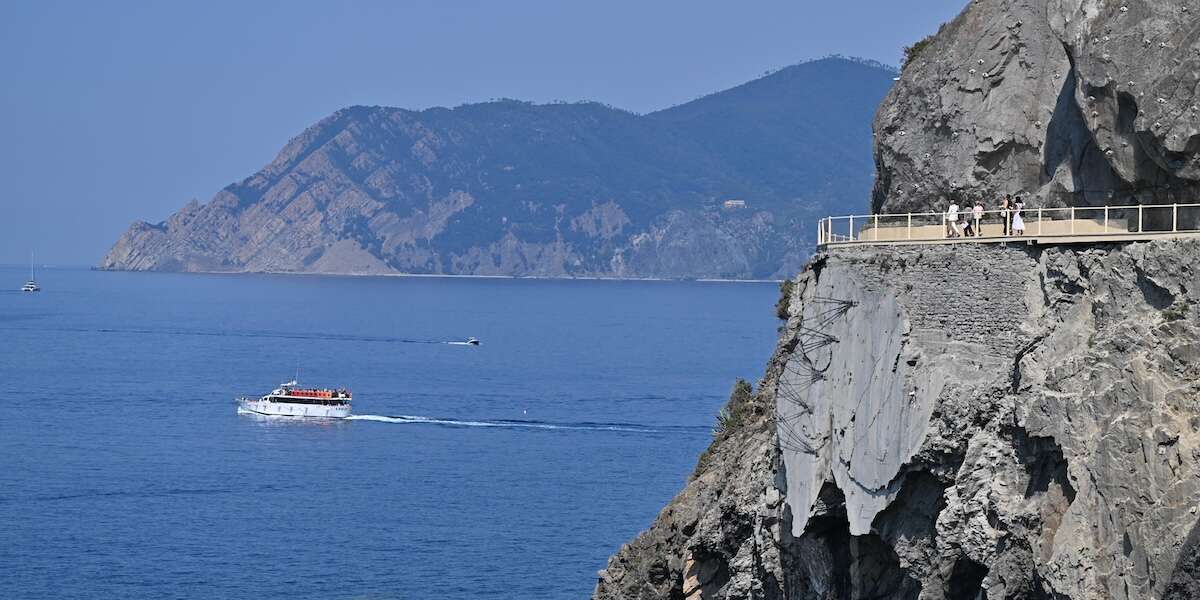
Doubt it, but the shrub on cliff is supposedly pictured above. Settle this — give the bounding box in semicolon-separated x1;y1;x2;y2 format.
902;22;947;69
775;279;795;320
694;379;757;477
715;379;754;436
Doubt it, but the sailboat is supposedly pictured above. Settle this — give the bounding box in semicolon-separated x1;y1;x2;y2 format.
21;253;40;292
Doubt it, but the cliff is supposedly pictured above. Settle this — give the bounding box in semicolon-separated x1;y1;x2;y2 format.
873;0;1200;214
100;57;895;280
593;1;1200;596
595;240;1200;599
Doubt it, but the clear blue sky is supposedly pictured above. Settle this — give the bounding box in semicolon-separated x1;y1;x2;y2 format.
0;0;966;265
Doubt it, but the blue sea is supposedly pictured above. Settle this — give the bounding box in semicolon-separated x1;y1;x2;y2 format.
0;266;779;599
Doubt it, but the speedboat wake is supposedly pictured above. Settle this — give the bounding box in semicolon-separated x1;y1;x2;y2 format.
346;414;704;435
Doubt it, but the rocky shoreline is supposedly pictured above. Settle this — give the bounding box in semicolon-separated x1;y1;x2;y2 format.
594;0;1200;595
595;240;1200;600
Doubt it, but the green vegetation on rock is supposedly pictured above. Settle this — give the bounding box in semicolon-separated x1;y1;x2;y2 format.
775;279;795;320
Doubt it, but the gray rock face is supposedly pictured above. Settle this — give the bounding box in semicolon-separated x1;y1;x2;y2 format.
595;1;1200;596
874;0;1200;214
595;239;1200;599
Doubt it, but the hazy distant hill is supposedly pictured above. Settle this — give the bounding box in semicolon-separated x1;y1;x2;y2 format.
101;57;895;279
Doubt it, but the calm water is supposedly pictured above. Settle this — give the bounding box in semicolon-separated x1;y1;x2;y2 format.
0;266;778;599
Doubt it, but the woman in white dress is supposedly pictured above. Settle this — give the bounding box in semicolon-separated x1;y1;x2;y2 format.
1011;197;1026;235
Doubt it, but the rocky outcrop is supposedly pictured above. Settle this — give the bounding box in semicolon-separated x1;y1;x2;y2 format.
596;1;1200;597
593;380;790;599
595;239;1200;600
874;0;1200;214
100;57;896;280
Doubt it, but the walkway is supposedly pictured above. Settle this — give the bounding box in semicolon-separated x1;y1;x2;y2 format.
817;203;1200;249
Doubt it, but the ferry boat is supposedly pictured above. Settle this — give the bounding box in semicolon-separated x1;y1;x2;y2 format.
237;380;352;419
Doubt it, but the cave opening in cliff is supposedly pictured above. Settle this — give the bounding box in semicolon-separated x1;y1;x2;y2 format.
1011;428;1076;504
946;556;988;600
797;481;922;600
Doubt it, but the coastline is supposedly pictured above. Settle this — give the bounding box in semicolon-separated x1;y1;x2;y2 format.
90;266;784;284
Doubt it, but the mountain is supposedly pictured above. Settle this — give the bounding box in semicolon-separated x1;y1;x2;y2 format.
100;57;896;279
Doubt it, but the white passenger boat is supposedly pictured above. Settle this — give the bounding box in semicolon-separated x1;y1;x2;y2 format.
237;380;352;419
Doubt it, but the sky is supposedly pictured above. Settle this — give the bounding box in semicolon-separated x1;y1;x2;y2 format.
0;0;966;265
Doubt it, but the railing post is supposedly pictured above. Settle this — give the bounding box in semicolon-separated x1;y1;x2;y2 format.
849;215;854;242
1138;205;1144;232
874;214;879;241
1038;208;1043;236
1173;204;1179;232
907;213;912;240
1070;207;1075;234
1104;206;1109;233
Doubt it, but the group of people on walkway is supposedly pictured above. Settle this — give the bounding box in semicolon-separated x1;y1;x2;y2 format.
945;194;1026;238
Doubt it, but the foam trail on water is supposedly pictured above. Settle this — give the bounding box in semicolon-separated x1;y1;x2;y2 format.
346;414;705;435
1;325;469;346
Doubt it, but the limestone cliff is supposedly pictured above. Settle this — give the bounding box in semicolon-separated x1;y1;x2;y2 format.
595;1;1200;597
873;0;1200;214
595;240;1200;599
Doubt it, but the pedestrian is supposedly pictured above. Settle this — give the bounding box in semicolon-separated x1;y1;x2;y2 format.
1000;194;1012;235
973;200;985;237
1012;196;1026;235
946;200;961;238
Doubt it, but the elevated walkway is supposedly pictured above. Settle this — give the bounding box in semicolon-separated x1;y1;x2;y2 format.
817;203;1200;249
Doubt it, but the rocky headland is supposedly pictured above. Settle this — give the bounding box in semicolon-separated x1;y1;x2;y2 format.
596;241;1200;600
100;57;895;280
595;0;1200;598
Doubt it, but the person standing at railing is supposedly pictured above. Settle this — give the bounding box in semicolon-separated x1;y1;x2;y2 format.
946;200;962;238
1012;196;1026;236
999;195;1012;236
973;200;984;237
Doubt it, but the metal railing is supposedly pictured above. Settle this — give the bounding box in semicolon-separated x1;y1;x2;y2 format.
817;203;1200;247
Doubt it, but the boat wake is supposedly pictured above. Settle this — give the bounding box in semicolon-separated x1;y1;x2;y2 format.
346;414;706;435
3;324;473;346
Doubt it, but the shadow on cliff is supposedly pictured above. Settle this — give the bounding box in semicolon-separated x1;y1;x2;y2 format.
1163;517;1200;600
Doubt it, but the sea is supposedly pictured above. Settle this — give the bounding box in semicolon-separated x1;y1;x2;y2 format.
0;266;780;600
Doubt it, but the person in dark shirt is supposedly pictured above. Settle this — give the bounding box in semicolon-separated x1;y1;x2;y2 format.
1000;194;1012;236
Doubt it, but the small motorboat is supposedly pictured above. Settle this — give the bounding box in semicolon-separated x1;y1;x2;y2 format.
466;337;480;346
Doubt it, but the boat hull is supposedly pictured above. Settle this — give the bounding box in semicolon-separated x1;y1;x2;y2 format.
237;398;351;419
